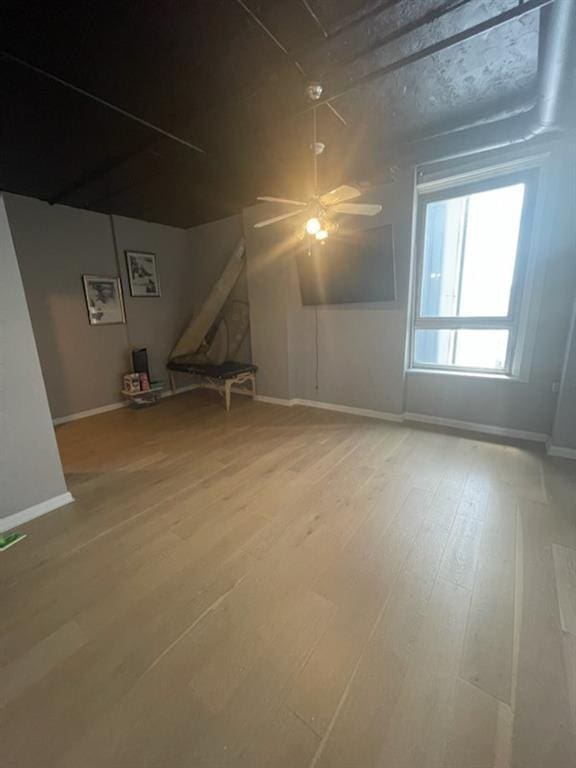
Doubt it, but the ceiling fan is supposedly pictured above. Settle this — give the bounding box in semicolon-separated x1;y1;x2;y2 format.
254;83;382;240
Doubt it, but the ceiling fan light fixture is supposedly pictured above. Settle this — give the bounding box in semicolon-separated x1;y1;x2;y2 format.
305;217;321;235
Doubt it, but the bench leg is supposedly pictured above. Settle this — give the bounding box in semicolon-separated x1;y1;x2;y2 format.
224;380;232;412
250;373;256;399
169;371;176;394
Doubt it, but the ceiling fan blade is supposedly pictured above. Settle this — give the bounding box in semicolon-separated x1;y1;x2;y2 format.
253;210;303;228
320;184;362;206
332;203;382;216
257;196;308;206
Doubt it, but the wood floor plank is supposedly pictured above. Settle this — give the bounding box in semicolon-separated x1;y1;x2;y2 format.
364;577;471;768
188;589;336;766
461;491;518;704
286;483;432;735
313;576;471;768
0;544;255;767
0;620;86;707
233;705;320;768
442;678;501;768
564;632;576;735
512;501;576;767
438;480;488;591
552;544;576;635
1;392;575;767
305;480;466;765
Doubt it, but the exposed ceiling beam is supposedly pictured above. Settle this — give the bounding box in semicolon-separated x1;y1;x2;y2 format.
336;0;475;66
235;0;307;76
304;0;553;110
48;139;161;205
299;0;328;38
85;159;227;215
407;0;576;163
42;1;318;204
234;0;348;126
0;50;208;155
45;0;350;206
317;0;404;43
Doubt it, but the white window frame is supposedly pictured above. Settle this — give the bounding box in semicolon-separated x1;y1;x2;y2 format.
410;164;540;378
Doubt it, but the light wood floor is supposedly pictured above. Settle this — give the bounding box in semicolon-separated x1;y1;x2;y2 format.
2;391;576;767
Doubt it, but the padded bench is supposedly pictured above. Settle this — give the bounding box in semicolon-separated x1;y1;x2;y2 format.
167;360;257;411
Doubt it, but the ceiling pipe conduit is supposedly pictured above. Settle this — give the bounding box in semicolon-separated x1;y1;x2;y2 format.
409;0;576;164
303;0;553;112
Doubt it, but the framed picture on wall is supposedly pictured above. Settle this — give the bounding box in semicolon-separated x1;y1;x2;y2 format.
82;275;126;325
125;250;161;297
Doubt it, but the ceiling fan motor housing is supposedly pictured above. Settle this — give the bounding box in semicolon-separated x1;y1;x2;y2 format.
306;82;323;101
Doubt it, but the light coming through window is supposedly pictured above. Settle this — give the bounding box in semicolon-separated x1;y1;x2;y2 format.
411;169;536;375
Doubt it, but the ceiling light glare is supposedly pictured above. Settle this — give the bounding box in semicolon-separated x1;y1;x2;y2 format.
305;217;321;235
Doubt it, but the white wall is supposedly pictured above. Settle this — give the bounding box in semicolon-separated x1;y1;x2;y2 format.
0;195;68;520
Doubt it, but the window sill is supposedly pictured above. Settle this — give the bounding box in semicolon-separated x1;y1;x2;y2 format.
406;367;525;383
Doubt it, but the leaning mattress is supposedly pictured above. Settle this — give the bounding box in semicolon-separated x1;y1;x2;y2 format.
167;359;257;379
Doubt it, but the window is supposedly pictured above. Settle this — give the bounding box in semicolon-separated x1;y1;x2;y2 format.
411;169;537;375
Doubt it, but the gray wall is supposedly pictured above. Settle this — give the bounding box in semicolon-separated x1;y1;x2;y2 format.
551;297;576;450
289;174;413;415
186;214;250;362
405;140;576;435
0;195;68;519
5;139;574;443
112;214;196;388
242;206;295;400
244;169;415;415
7;195;135;419
187;214;247;310
6;193;244;420
244;140;576;440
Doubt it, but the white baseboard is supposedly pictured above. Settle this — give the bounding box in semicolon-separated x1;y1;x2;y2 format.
254;396;549;443
53;383;257;426
0;492;74;533
546;441;576;459
160;383;199;398
292;398;404;423
254;394;403;422
53;401;126;425
404;412;549;443
197;384;254;397
254;394;294;406
230;385;254;396
53;383;202;425
51;388;559;452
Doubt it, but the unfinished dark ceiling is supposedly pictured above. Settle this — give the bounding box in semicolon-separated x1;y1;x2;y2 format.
0;0;552;227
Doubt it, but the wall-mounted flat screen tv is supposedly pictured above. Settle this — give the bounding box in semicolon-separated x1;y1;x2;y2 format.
295;224;395;305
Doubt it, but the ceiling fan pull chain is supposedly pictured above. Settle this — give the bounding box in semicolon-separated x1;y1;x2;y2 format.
253;83;381;230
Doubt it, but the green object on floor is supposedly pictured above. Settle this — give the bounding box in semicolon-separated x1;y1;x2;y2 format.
0;532;27;551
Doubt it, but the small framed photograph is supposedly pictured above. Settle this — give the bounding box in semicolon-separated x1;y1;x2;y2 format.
82;275;126;325
125;250;161;297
